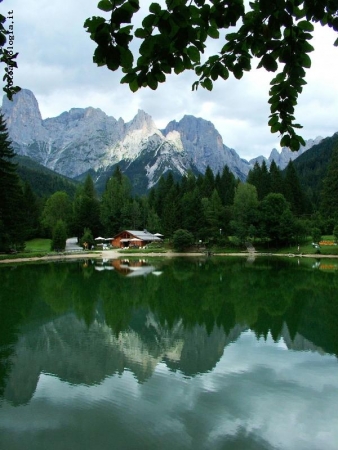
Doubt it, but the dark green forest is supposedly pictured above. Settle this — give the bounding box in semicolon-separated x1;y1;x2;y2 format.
15;155;79;198
1;110;338;252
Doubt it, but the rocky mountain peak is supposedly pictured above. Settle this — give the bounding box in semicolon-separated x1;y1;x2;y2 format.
1;88;45;143
127;109;159;134
2;88;42;123
163;115;250;178
2;88;325;194
250;137;324;170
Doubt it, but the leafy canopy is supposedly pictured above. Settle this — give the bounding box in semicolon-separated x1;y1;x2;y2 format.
85;0;338;151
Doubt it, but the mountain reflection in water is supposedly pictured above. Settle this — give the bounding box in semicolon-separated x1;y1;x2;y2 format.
0;257;338;450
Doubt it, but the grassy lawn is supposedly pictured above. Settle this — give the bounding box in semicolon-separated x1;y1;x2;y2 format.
211;235;338;256
25;238;52;252
0;238;52;261
248;236;338;256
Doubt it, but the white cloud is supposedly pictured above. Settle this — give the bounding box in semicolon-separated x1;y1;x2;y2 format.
3;0;338;160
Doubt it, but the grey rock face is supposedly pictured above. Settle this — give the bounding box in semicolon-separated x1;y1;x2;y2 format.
2;88;47;144
2;89;252;185
250;137;323;170
1;89;321;188
162;115;251;179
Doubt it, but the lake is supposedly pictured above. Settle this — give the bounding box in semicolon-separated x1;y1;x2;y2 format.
0;256;338;449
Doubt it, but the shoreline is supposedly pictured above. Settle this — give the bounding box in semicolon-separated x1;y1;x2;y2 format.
1;249;338;265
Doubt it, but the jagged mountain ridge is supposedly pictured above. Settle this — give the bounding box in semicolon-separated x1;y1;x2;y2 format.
1;89;322;193
2;89;251;188
250;136;323;168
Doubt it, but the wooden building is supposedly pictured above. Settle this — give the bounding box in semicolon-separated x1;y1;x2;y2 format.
111;230;162;248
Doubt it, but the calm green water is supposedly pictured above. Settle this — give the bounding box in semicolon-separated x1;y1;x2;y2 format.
0;256;338;450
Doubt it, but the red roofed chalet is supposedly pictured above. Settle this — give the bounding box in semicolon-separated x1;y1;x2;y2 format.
112;230;162;249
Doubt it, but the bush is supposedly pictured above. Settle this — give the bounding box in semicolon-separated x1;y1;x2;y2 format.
311;227;322;244
333;225;338;243
173;229;194;251
79;228;94;250
51;220;67;251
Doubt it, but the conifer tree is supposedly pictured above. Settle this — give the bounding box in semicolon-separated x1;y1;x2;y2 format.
259;161;271;199
216;165;237;206
283;160;306;216
320;146;338;220
162;183;180;236
51;219;67;251
269;160;284;195
22;181;41;240
73;174;101;239
246;162;261;192
201;189;224;236
231;183;259;243
41;191;73;236
200;166;215;198
0;113;25;250
247;161;270;200
100;166;132;236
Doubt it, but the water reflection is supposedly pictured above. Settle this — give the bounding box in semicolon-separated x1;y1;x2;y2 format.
0;257;338;449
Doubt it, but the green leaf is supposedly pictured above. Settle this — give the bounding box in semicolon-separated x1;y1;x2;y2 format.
280;134;291;148
297;135;306;146
174;58;185;74
233;66;243;80
119;46;134;69
161;63;172;74
142;14;156;29
270;72;285;85
208;26;219;39
210;66;218;81
147;73;158;90
187;46;200;63
121;72;136;84
268;114;279;126
106;46;121;71
260;54;278;72
135;28;148;38
225;32;238;41
219;66;229;80
98;0;113;12
289;138;301;151
111;5;133;25
270;102;279;113
192;81;199;91
297;20;314;32
271;122;281;133
182;53;193;69
93;46;107;66
149;2;161;14
301;41;314;53
129;0;140;11
300;53;311;68
94;24;111;45
84;16;106;34
154;70;166;82
201;78;213;91
139;36;155;56
129;78;139;92
334;37;338;47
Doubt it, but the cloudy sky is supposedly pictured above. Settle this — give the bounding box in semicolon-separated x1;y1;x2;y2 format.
2;0;338;160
